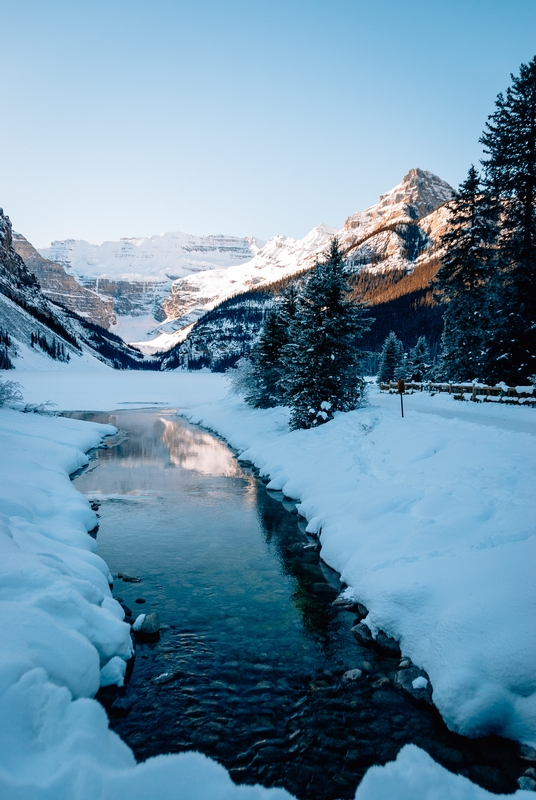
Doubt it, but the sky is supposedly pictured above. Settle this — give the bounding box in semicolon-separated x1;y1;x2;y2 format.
2;0;535;247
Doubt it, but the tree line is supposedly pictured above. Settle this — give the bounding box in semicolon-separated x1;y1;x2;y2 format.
434;56;536;385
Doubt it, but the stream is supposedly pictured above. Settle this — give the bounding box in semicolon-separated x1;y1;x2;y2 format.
69;409;524;799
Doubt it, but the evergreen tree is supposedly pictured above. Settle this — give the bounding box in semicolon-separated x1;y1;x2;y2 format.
480;56;536;381
377;331;404;382
434;166;499;381
282;238;372;429
239;285;297;408
408;336;431;381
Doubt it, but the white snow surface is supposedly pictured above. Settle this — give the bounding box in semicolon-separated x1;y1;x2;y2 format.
1;372;533;799
186;385;536;746
354;745;534;799
11;369;230;411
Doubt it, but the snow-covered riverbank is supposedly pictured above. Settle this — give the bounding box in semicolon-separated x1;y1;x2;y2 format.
0;404;294;800
1;371;534;799
186;387;536;748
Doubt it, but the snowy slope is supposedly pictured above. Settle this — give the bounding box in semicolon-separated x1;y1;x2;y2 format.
0;292;110;371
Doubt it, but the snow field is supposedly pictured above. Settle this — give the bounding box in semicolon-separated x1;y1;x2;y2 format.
185;387;536;746
11;369;230;410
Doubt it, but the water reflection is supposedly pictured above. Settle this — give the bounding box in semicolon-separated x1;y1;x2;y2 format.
68;411;524;800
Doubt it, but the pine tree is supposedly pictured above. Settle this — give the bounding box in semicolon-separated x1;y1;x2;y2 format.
282;238;371;429
408;336;431;381
240;285;298;408
377;331;404;382
480;56;536;382
434;166;499;381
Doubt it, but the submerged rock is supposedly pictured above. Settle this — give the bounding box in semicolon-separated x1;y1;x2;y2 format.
110;696;134;717
310;582;338;599
342;669;363;682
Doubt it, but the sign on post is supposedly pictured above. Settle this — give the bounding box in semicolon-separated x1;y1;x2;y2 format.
397;379;405;418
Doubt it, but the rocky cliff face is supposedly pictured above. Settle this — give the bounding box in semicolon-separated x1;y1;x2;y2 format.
339;168;453;271
0;210;40;301
12;233;116;329
0;208;155;371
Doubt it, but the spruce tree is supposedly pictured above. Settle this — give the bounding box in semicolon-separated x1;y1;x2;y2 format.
480;56;536;382
408;336;431;382
377;331;403;383
434;166;498;381
282;238;371;429
242;285;297;408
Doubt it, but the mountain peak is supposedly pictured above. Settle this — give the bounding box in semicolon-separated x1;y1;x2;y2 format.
343;168;453;235
391;167;454;218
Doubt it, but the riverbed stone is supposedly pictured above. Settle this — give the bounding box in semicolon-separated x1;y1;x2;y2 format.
394;667;433;703
518;776;536;791
520;745;536;762
375;630;401;655
140;612;160;634
110;696;134;717
351;623;373;646
342;669;363;682
310;582;338;599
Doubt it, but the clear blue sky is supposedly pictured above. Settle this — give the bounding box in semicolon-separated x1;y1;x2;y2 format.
2;0;535;247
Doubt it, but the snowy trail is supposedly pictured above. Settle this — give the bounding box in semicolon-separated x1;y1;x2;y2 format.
373;389;536;435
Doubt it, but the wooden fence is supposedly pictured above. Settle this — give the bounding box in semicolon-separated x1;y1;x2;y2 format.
379;382;536;406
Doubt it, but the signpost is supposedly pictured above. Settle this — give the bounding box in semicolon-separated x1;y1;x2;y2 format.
397;379;405;418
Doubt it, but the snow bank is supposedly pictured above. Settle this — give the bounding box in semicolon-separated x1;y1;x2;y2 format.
185;388;536;746
0;408;291;799
354;745;534;799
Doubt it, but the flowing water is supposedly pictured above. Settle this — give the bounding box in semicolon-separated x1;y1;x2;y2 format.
69;409;524;798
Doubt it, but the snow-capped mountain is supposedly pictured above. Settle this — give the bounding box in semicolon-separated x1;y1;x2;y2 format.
35;168;453;351
157;168;452;347
37;232;264;340
339;167;453;271
161;223;338;330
